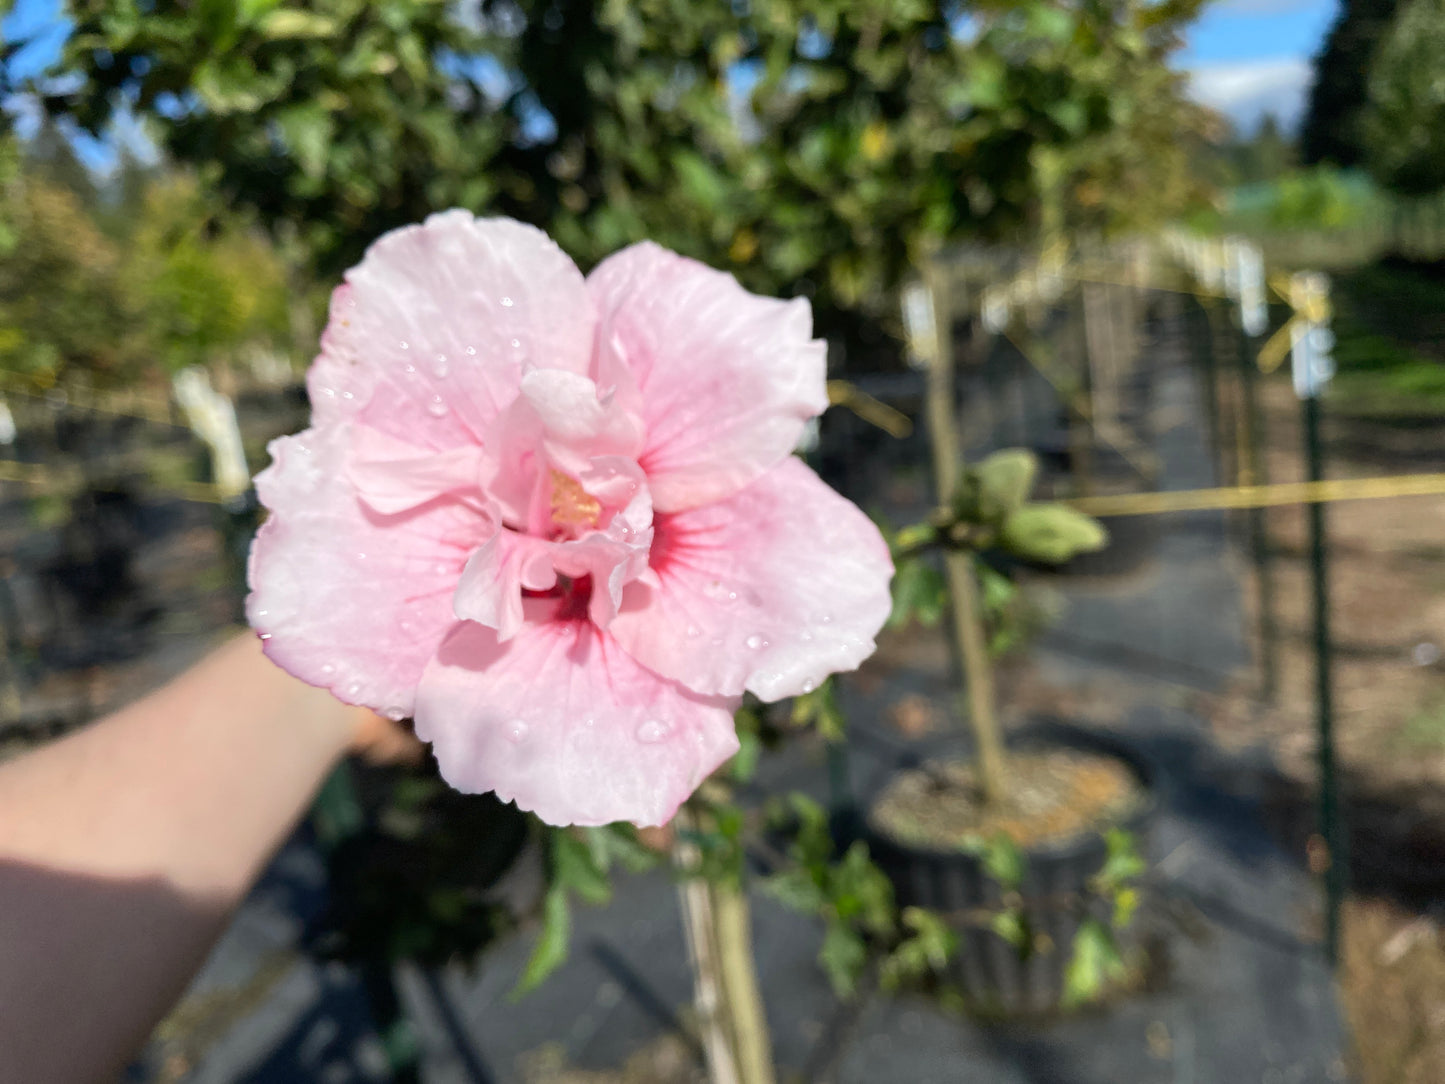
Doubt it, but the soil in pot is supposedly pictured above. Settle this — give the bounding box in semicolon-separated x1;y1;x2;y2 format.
865;738;1157;1017
870;748;1144;852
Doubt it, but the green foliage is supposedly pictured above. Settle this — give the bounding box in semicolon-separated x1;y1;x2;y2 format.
763;794;896;997
1363;0;1445;195
1302;0;1402;170
516;823;662;994
998;502;1108;565
1061;917;1126;1008
790;677;846;742
887;556;947;630
46;0;1211;324
879;907;958;990
0;130;299;388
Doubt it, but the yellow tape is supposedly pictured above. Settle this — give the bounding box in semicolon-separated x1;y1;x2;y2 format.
1066;472;1445;517
0;459;228;504
827;380;914;439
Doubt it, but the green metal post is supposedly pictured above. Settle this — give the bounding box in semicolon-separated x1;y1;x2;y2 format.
1239;325;1279;703
1303;393;1345;965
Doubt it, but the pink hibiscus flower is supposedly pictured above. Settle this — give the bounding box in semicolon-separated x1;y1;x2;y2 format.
247;212;893;827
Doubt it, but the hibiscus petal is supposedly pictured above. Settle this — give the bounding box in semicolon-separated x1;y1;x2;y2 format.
586;242;828;513
414;613;740;827
310;211;595;449
452;529;558;642
348;436;488;516
247;423;489;718
608;457;893;700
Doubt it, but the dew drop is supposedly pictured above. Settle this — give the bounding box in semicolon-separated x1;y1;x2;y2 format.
687;625;701;638
511;338;522;349
356;551;367;561
399;340;410;351
728;591;738;601
745;634;764;650
434;561;450;574
501;296;514;308
256;609;269;617
321;664;336;675
321;387;337;398
404;363;416;374
465;346;478;357
821;613;835;624
427;396;449;417
584;717;596;729
259;632;272;640
801;631;814;642
433;354;450;377
341;389;355;400
801;678;816;693
636;719;671;744
347;681;362;696
505;719;530;743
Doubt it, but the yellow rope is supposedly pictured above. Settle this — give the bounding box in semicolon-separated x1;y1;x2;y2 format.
827;380;914;438
1066;472;1445;518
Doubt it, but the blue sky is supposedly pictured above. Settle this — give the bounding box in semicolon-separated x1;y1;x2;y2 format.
1181;0;1339;133
4;0;1339;160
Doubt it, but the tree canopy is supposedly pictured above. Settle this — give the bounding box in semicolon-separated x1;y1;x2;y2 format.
41;1;1210;340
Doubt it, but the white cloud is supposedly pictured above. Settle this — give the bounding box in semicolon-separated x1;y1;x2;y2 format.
1185;57;1314;133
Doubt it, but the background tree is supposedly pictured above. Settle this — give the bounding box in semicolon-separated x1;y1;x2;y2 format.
1300;0;1401;170
1360;0;1445;196
45;0;1210;358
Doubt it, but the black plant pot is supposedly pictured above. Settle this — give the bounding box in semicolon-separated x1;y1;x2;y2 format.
864;723;1159;1017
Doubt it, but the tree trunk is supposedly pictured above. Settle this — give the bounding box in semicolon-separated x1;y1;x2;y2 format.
674;808;776;1084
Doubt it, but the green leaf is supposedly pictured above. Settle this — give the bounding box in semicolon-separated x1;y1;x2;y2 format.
976;832;1026;891
999;503;1109;564
276;103;334;180
259;9;338;40
762;867;828;914
819;922;868;997
880;906;957;989
513;886;570;997
730;728;762;783
1062;918;1126;1008
1096;828;1147;888
990;909;1030;954
974;449;1039;517
552;832;612;906
888;557;947;629
791;680;845;742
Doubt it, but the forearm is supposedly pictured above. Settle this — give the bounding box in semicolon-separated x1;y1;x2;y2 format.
0;634;356;1083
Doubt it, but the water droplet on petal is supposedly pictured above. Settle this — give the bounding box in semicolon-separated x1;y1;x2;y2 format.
347;681;362;696
687;625;701;638
256;609;268;617
801;678;816;693
321;664;336;675
501;296;514;308
636;719;671;743
511;338;522;349
434;561;450;574
259;632;272;640
341;390;355;401
433;354;450;377
399;340;410;351
745;634;764;650
356;551;367;560
465;346;477;356
821;613;835;624
427;396;448;417
404;363;416;374
505;719;530;743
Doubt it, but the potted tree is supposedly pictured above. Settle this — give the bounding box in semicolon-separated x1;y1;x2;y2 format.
862;273;1161;1015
